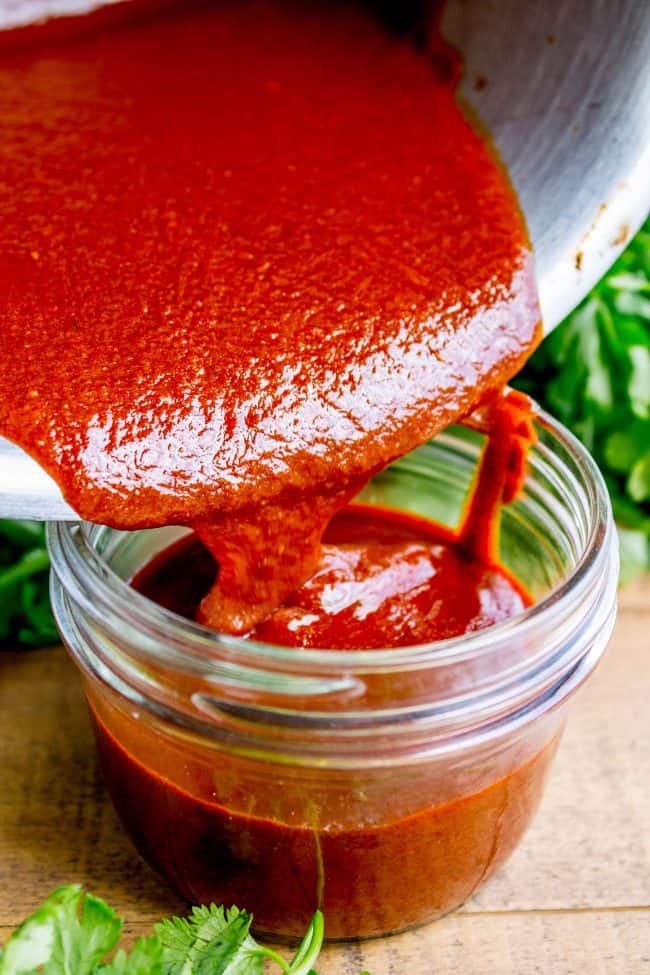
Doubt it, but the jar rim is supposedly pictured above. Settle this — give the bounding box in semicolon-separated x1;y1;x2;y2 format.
48;406;612;671
48;405;619;762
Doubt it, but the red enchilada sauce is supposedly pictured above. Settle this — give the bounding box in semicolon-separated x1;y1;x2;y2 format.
135;390;538;650
106;392;551;939
0;0;549;938
0;0;540;628
100;391;550;939
95;702;556;938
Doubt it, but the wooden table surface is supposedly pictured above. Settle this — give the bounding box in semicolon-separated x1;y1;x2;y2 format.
1;578;649;974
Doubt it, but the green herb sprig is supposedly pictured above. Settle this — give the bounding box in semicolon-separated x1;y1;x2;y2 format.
0;520;58;648
0;886;361;975
516;218;650;582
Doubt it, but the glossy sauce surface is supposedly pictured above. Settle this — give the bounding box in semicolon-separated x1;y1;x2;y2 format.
121;488;545;939
133;504;530;649
92;699;556;938
0;0;540;630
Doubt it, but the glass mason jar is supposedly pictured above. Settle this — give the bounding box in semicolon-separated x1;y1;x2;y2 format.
47;410;618;940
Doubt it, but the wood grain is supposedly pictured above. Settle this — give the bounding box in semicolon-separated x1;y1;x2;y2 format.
1;579;649;973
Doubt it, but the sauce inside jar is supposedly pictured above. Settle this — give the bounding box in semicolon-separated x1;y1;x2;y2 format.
133;505;530;650
93;693;557;938
100;416;547;939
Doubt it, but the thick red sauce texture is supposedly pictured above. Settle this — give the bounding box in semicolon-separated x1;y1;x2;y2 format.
122;476;542;938
1;1;548;937
0;0;540;632
91;696;557;939
133;503;530;649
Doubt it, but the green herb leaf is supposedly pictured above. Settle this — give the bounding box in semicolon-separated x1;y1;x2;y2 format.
0;886;121;975
156;905;263;975
97;937;163;975
0;890;339;975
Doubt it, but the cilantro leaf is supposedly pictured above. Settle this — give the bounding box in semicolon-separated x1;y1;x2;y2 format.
0;888;352;975
154;907;326;975
48;892;123;975
0;886;121;975
97;937;163;975
156;905;263;975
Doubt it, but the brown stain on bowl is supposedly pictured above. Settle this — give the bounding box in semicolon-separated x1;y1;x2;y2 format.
575;203;611;270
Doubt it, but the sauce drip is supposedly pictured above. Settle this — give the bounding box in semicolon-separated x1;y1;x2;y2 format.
135;504;530;650
135;390;536;650
0;0;541;634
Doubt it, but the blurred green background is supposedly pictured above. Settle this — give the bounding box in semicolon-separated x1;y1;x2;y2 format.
514;217;650;584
